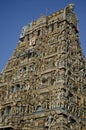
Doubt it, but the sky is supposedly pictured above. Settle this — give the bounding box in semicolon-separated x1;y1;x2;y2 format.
0;0;86;72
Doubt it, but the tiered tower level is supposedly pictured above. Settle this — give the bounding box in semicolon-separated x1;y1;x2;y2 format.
0;4;86;130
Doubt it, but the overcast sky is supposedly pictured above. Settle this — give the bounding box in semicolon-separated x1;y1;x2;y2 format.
0;0;86;72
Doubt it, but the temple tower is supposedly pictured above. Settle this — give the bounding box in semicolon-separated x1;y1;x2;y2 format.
0;4;85;130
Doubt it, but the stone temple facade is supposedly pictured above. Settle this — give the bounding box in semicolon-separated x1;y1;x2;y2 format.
0;3;85;130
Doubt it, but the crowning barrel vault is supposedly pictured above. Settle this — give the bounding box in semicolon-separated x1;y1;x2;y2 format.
0;3;86;130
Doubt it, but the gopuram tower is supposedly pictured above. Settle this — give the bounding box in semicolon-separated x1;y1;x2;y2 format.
0;4;85;130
